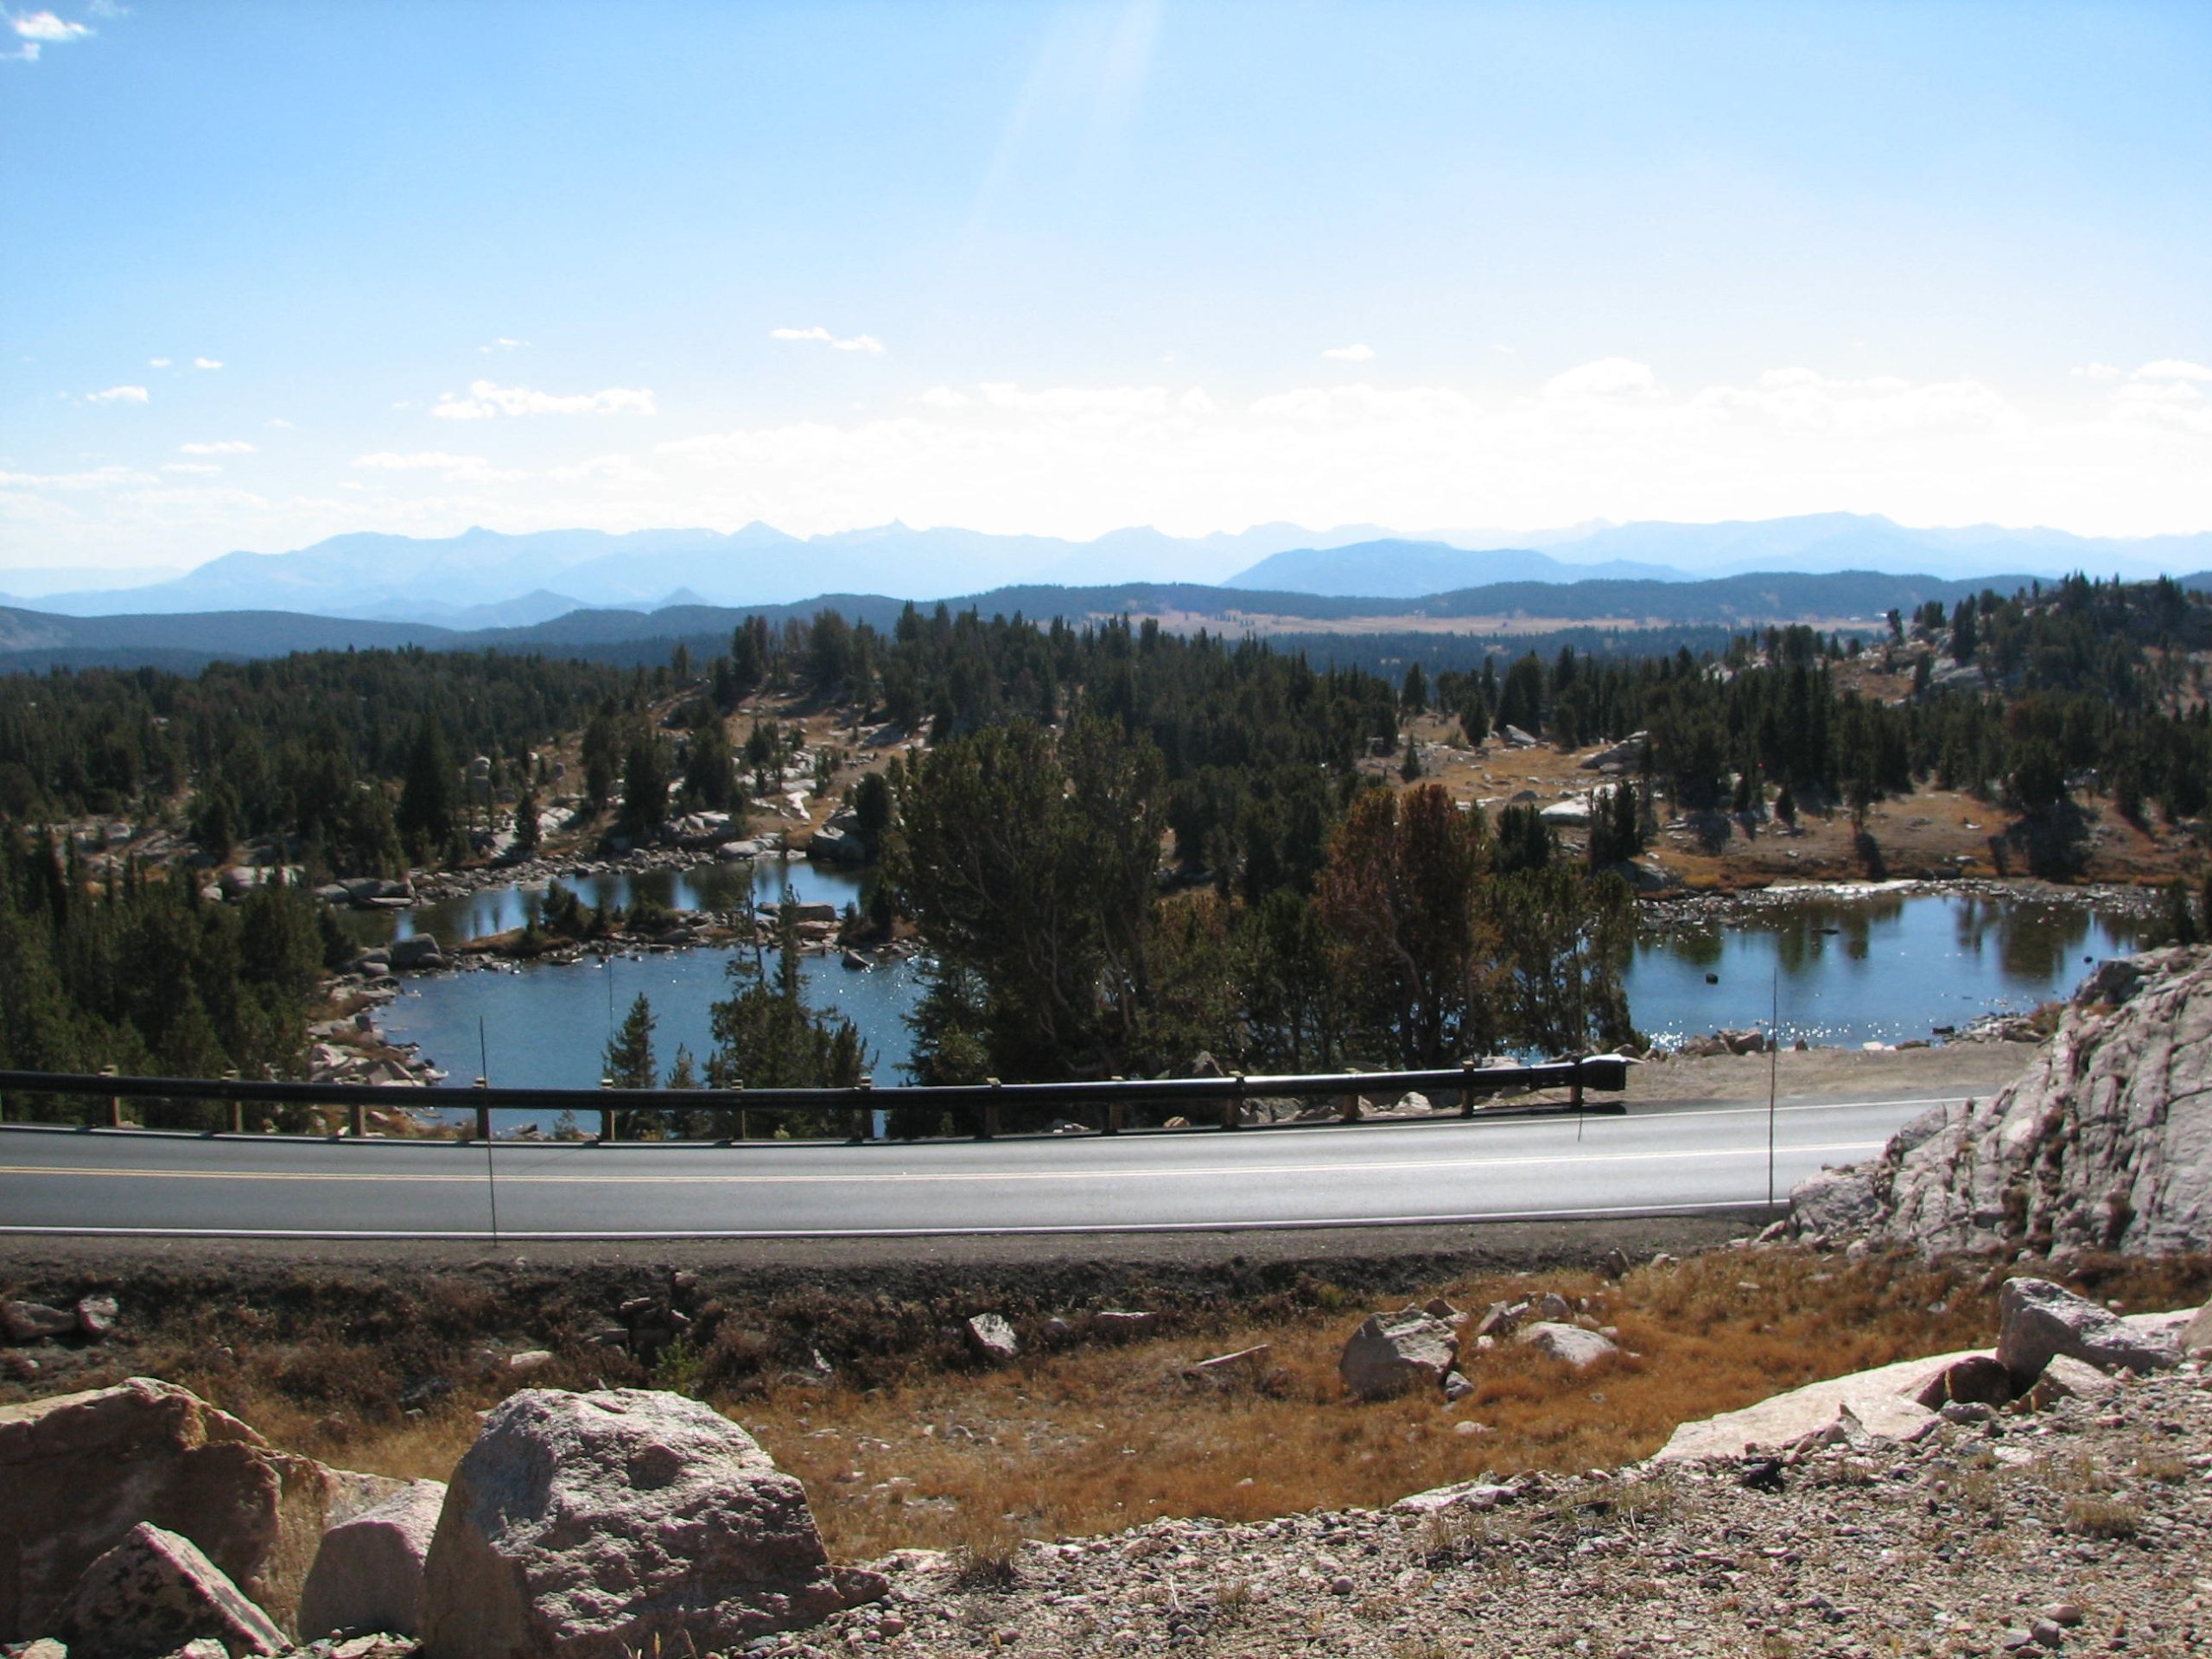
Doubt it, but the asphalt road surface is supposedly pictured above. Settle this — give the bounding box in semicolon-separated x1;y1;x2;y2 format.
0;1090;1951;1240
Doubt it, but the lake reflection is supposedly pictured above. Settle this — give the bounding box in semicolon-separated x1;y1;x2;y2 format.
371;885;2147;1102
1628;889;2145;1049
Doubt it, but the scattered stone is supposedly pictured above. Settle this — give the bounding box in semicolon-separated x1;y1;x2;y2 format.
1338;1310;1459;1400
1;1301;77;1344
0;1376;349;1643
73;1297;119;1342
296;1478;445;1641
1421;1296;1462;1322
963;1314;1019;1365
1910;1354;2015;1409
54;1522;286;1659
418;1389;853;1659
1182;1344;1273;1388
506;1350;555;1376
1535;1292;1573;1321
1516;1322;1618;1370
1441;1370;1475;1402
1995;1278;2182;1382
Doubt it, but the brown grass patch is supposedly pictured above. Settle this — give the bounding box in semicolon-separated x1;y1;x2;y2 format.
10;1246;2206;1561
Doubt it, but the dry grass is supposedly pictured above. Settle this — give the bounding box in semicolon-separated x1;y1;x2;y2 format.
16;1245;2207;1562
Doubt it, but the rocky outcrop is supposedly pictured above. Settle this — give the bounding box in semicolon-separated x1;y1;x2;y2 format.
1993;1278;2186;1382
1791;946;2212;1255
296;1479;445;1641
963;1314;1018;1365
0;1377;345;1642
54;1522;286;1659
417;1389;860;1659
1338;1309;1459;1400
1653;1351;1967;1462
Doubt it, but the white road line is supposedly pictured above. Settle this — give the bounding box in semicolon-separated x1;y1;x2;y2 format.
0;1197;1780;1242
0;1139;1888;1188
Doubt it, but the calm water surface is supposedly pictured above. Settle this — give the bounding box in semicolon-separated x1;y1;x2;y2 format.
372;880;2146;1101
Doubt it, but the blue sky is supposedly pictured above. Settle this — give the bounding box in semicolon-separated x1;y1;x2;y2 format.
3;1;2209;574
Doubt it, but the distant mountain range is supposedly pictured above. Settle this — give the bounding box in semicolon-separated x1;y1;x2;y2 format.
10;567;2210;674
9;513;2209;626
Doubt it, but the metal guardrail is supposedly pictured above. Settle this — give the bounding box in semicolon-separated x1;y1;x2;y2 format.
0;1056;1630;1143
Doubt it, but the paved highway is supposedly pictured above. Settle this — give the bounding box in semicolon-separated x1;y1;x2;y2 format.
0;1091;1951;1240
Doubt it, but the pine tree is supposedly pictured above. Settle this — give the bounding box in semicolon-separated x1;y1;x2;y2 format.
603;993;658;1090
512;789;541;856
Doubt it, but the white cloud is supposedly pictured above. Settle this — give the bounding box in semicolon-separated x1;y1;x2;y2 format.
769;326;887;355
639;362;2211;542
479;336;527;353
544;453;659;485
2073;363;2122;381
13;10;90;41
85;384;148;404
180;439;254;455
265;416;295;429
351;449;528;482
1544;357;1657;399
1321;344;1374;362
429;379;655;419
162;462;220;475
193;356;222;370
2135;359;2212;384
0;465;146;490
147;357;170;368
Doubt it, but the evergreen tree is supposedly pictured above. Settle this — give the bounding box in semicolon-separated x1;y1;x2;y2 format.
619;734;671;838
396;715;456;856
603;992;658;1089
682;714;741;811
512;789;541;856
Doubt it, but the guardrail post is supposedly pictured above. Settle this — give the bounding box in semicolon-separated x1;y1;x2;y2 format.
348;1098;367;1140
1105;1077;1124;1135
101;1064;122;1128
224;1068;243;1134
1571;1056;1586;1113
598;1077;614;1143
981;1078;1000;1141
1221;1072;1243;1130
473;1077;491;1142
1339;1067;1362;1123
732;1082;747;1143
1459;1059;1476;1118
850;1075;874;1143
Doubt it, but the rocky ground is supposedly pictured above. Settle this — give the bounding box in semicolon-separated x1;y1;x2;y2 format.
791;1365;2212;1659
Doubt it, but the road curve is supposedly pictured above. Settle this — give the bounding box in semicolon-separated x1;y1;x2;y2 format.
0;1091;1948;1241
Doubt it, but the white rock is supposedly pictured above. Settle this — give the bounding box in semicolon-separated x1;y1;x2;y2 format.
1995;1278;2183;1381
418;1389;855;1659
1516;1322;1618;1369
297;1478;444;1640
1655;1351;1972;1462
1338;1311;1459;1399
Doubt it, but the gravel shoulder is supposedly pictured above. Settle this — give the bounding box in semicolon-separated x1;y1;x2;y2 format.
819;1367;2212;1659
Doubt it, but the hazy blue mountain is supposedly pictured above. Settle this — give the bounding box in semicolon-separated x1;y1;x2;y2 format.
16;513;2210;624
1225;539;1679;597
1427;513;2212;582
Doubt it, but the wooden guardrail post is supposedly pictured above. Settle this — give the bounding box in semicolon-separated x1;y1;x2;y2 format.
1105;1077;1124;1135
598;1077;614;1143
224;1068;243;1134
473;1077;492;1142
101;1064;122;1128
731;1081;747;1143
1571;1056;1586;1113
850;1075;874;1143
1459;1058;1477;1118
348;1097;367;1140
1220;1072;1244;1130
1339;1067;1362;1122
981;1078;1001;1140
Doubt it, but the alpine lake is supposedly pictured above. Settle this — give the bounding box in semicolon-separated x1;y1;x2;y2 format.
340;861;2150;1119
